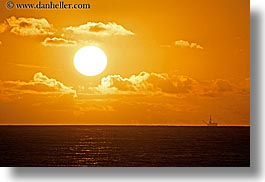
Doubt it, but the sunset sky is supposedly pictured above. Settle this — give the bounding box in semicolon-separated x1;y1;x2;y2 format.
0;0;249;125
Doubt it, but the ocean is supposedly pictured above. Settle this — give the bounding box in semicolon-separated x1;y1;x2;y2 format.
0;126;250;167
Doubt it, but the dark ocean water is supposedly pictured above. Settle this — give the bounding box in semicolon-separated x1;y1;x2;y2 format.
0;126;249;167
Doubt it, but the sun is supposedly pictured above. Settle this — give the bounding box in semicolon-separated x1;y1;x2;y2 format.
73;46;107;76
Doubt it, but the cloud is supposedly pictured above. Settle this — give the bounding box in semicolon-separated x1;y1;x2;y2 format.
33;72;76;95
91;72;197;95
65;22;134;36
197;79;242;98
0;72;250;125
213;79;234;92
5;16;54;36
175;40;204;49
98;72;171;93
81;72;249;99
0;71;249;102
42;37;77;47
1;72;76;100
237;78;250;95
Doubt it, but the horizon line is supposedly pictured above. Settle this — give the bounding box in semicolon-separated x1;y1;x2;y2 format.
0;124;250;127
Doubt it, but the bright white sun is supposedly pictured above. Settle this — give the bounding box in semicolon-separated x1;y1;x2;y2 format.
73;46;107;76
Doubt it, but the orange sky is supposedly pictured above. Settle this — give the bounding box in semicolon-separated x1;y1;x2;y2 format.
0;0;249;125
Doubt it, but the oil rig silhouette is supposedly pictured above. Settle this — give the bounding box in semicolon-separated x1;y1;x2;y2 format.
203;115;218;126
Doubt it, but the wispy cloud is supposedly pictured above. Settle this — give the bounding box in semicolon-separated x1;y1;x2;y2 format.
175;40;204;49
42;37;77;47
8;63;48;69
